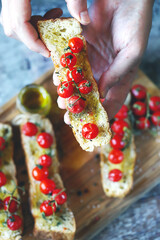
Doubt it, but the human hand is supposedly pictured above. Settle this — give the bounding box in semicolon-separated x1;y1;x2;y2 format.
0;0;62;57
58;0;154;123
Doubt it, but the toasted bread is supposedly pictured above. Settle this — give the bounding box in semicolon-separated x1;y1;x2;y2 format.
37;18;111;152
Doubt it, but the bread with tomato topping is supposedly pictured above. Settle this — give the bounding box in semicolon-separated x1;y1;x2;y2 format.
37;18;111;152
20;115;76;240
0;123;23;240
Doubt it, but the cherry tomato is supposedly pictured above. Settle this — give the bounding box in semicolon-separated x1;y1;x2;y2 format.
132;101;146;117
60;52;76;69
131;84;146;100
135;117;150;130
82;123;99;139
78;80;93;94
67;96;85;114
22;122;38;137
4;196;19;213
110;134;126;150
38;155;52;168
108;169;123;182
37;132;53;149
7;215;22;231
149;96;160;112
111;120;129;135
40;179;56;195
0;137;5;151
40;200;56;216
0;199;4;210
114;105;128;119
68;37;83;53
32;165;49;181
66;67;84;84
52;189;67;205
108;149;124;164
151;111;160;126
57;81;74;98
0;171;7;187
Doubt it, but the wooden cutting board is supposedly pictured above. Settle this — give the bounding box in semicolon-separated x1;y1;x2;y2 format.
0;69;160;240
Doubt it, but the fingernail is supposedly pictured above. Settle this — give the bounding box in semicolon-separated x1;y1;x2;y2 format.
80;10;90;25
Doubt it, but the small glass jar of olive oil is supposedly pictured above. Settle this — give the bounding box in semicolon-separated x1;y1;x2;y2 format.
17;84;52;116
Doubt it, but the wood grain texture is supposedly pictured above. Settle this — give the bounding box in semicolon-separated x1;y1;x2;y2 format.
0;69;160;240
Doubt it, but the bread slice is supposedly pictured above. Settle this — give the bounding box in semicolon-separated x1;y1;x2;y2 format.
0;123;23;240
20;115;76;240
37;18;111;152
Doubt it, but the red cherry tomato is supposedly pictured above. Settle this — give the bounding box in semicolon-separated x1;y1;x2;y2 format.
32;165;49;181
57;81;74;98
149;96;160;112
68;37;83;53
108;149;124;164
136;117;150;130
66;67;84;84
0;171;7;187
108;169;123;182
82;123;99;139
0;199;4;210
40;179;56;195
52;189;67;205
0;137;5;151
78;80;93;94
111;120;129;135
4;196;19;213
37;132;53;149
38;155;52;168
22;122;38;137
40;200;56;216
60;52;76;69
151;111;160;126
110;134;126;150
7;215;22;231
114;105;128;119
67;96;85;114
132;101;146;117
131;84;146;100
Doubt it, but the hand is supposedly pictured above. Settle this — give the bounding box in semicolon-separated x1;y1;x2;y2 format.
60;0;153;123
0;0;63;57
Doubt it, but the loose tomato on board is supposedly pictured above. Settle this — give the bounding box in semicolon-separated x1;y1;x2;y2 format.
151;111;160;126
4;196;19;213
0;137;5;151
108;169;123;182
40;179;56;195
7;215;22;231
108;149;124;164
22;122;38;137
66;67;84;84
37;132;53;149
32;165;49;181
131;84;146;100
68;37;83;53
114;105;128;119
135;117;150;130
57;81;74;98
110;134;126;150
0;171;7;187
82;123;99;139
60;52;76;69
40;200;56;216
132;101;146;117
111;120;129;135
38;155;52;168
67;96;85;114
52;189;67;205
78;80;93;94
149;96;160;112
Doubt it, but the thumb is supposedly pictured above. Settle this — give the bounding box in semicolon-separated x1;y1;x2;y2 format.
65;0;90;25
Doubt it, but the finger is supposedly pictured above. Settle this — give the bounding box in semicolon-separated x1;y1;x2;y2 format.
1;0;13;37
103;68;137;120
99;47;141;98
57;96;66;109
53;72;60;86
64;111;71;125
44;8;63;20
65;0;90;25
